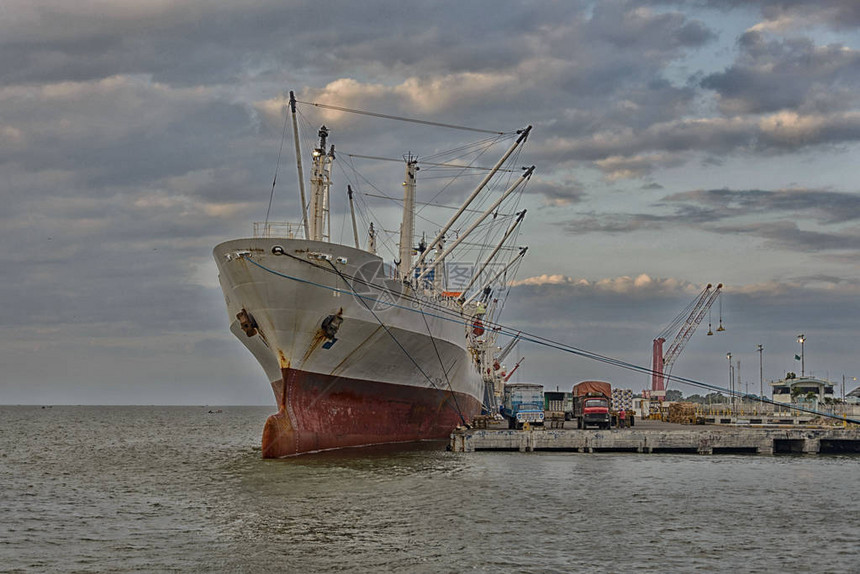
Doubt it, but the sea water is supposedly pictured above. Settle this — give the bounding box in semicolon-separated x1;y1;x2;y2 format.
1;406;858;573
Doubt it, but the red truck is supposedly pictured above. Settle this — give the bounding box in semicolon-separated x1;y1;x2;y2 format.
573;381;612;430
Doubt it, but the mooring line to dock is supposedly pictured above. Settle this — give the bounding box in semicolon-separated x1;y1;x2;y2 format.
418;305;480;415
322;258;468;426
491;326;860;425
244;255;860;426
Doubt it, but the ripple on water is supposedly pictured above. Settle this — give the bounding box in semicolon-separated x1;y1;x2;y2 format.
2;406;859;573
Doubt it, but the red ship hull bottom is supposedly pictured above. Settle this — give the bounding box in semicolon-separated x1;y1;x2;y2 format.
261;367;482;458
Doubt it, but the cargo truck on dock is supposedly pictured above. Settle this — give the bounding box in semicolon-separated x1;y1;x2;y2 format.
544;391;574;421
573;381;612;430
502;383;545;429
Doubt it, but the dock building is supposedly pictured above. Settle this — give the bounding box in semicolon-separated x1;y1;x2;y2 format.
770;374;835;409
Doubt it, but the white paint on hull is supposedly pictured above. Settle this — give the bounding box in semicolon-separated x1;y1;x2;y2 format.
214;238;484;404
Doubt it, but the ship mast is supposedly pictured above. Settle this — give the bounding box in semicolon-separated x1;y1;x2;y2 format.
367;222;377;254
433;235;445;292
398;155;418;280
347;185;360;249
289;91;310;240
308;126;335;242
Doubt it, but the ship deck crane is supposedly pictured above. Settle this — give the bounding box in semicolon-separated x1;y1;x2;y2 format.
651;283;723;399
494;332;521;371
504;357;525;382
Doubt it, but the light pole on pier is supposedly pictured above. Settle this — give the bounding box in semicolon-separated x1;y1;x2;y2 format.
757;344;764;412
844;376;857;416
737;359;742;412
797;334;806;377
727;352;733;414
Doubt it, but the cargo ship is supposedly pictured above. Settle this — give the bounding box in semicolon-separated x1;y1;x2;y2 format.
214;92;533;456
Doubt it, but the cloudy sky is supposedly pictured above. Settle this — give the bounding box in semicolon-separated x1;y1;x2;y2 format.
3;0;860;405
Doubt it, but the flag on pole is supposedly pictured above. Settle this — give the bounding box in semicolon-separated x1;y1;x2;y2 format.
794;354;801;360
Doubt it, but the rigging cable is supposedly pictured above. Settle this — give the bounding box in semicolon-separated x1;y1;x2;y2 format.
265;101;292;225
322;258;468;426
240;253;860;425
417;136;509;217
295;99;506;135
419;306;481;415
251;100;849;423
336;153;399;258
345;154;517;172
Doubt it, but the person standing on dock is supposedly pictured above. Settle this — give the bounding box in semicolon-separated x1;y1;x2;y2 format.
619;409;627;428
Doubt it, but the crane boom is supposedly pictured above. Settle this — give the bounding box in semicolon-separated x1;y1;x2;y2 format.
496;332;521;365
504;357;525;382
651;283;723;394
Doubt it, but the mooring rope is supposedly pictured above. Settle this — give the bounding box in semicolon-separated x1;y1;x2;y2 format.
321;258;468;426
241;254;860;425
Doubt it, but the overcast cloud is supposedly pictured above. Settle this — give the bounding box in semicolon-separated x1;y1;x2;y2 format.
2;0;860;405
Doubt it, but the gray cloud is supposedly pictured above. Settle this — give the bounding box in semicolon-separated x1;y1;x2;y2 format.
527;176;586;206
0;1;711;90
702;31;860;115
727;0;860;32
2;1;859;404
664;187;860;224
710;221;860;252
557;213;669;235
558;187;860;256
0;77;270;198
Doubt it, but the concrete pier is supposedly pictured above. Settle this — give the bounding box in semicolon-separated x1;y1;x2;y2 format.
449;422;860;455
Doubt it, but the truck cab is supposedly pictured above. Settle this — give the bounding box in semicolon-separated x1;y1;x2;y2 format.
501;383;545;430
575;394;611;429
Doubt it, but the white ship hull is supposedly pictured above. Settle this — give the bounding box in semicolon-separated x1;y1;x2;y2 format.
214;237;484;456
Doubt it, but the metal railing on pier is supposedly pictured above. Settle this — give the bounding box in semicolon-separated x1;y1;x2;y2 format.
695;403;856;418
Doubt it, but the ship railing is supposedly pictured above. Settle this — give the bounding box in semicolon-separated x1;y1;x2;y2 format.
253;222;304;239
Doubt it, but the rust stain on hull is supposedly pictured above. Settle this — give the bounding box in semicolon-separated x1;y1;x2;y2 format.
301;309;344;367
262;408;295;458
301;329;328;366
260;367;481;458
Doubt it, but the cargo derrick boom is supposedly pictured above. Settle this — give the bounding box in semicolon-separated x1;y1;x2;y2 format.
651;283;722;396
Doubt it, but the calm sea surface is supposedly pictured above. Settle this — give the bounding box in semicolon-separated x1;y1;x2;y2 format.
1;406;858;573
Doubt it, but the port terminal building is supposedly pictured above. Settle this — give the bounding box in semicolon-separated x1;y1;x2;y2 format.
770;375;835;408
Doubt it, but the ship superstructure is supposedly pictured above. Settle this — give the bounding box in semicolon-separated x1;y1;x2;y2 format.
214;92;533;456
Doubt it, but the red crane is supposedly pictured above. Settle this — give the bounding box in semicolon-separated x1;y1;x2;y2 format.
504;357;525;382
651;283;723;399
